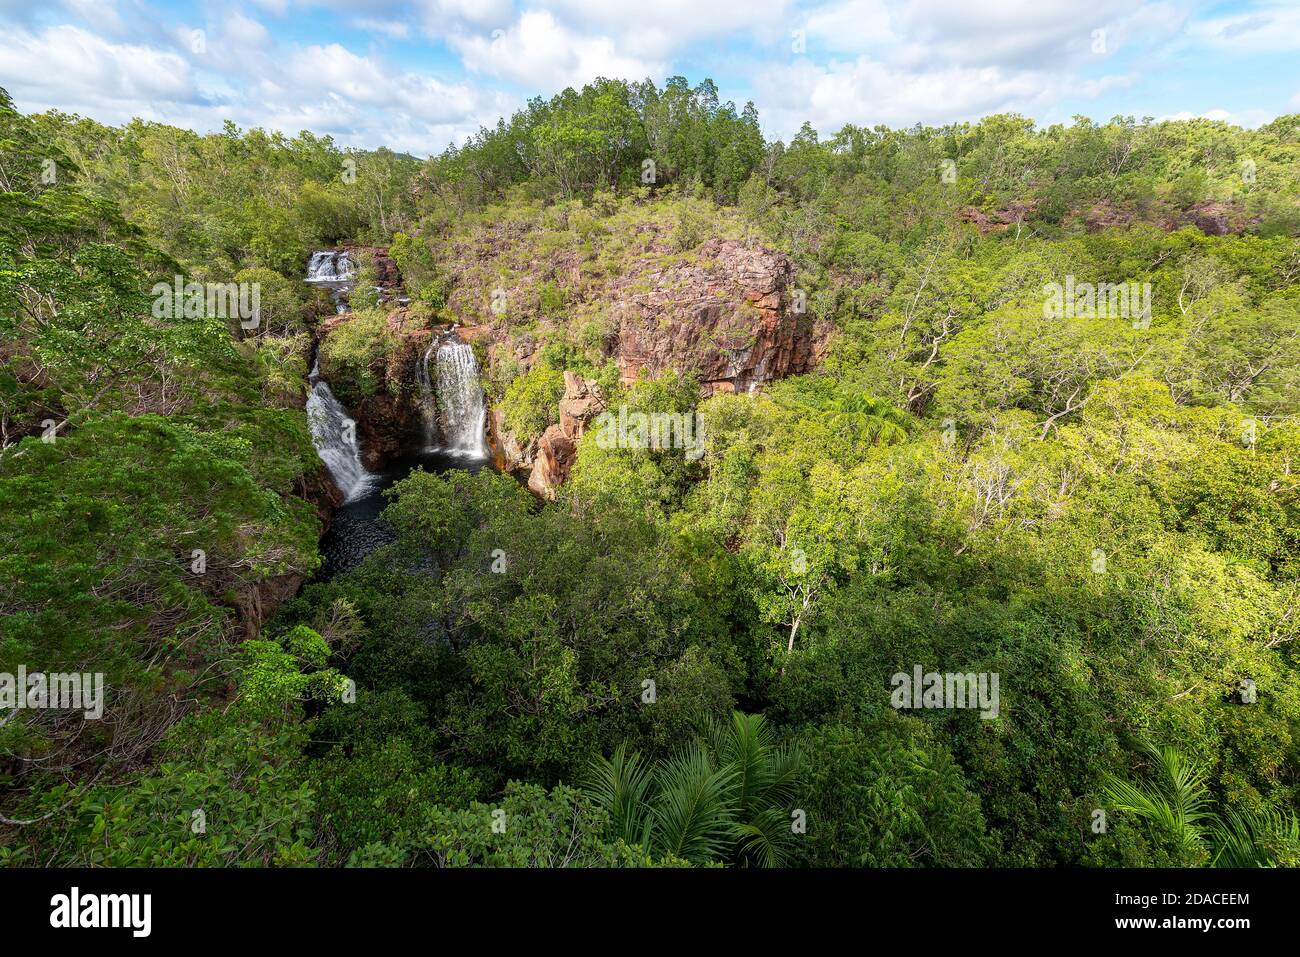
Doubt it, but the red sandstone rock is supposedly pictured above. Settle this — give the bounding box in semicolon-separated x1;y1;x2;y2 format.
609;238;826;396
558;371;604;439
527;426;576;498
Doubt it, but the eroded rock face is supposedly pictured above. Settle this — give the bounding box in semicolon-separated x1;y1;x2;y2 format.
1069;199;1259;236
527;427;576;497
526;371;606;497
610;238;828;395
558;371;604;437
342;245;404;291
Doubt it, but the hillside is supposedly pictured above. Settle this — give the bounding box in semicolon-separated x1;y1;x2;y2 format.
2;76;1299;871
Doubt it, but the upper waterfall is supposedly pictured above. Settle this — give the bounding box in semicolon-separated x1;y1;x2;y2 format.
306;250;355;285
306;250;355;313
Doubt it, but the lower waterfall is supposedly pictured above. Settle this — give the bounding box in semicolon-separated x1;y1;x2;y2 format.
306;361;373;501
435;339;488;458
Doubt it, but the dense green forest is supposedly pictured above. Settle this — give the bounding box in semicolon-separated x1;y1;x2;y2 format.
2;74;1299;867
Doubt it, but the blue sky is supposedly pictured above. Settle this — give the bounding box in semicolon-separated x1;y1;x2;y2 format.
1;0;1297;157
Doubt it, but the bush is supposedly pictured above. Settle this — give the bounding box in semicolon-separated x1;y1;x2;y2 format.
500;361;565;442
317;308;395;404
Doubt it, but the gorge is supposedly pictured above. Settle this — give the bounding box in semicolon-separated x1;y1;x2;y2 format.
305;250;491;576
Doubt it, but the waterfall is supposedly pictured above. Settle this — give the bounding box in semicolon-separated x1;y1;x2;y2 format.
306;250;355;314
306;360;373;501
306;250;354;284
415;343;439;449
435;339;488;458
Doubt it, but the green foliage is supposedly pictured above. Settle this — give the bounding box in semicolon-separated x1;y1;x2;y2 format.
586;712;801;867
1103;740;1300;867
32;631;346;867
793;719;993;867
317;307;395;403
417;782;652;867
500;360;565;442
5;80;1300;871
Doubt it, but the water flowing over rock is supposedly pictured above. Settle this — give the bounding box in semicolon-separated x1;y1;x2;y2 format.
306;250;355;284
306;250;355;313
436;339;488;458
415;343;439;448
306;361;374;502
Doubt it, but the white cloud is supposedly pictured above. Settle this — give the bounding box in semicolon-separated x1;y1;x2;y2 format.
799;0;896;54
1;0;1297;155
223;12;273;49
758;56;1057;134
542;0;790;57
0;25;196;106
413;0;516;37
1186;1;1300;53
451;10;664;91
353;18;412;39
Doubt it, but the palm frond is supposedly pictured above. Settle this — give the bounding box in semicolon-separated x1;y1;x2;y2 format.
583;741;654;849
651;742;739;866
734;806;798;868
1102;739;1211;856
1211;805;1300;868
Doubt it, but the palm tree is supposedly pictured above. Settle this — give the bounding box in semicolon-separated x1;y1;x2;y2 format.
827;393;910;447
1101;739;1300;866
1101;740;1214;862
710;711;802;867
584;711;802;867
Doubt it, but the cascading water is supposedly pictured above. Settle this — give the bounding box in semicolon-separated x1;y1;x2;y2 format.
305;250;355;313
306;360;373;502
415;343;439;449
306;250;354;284
306;252;490;579
435;339;488;458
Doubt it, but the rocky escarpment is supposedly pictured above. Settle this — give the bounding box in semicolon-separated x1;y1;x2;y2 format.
431;212;834;493
961;198;1263;236
316;306;437;468
315;214;835;496
438;217;834;398
608;238;828;395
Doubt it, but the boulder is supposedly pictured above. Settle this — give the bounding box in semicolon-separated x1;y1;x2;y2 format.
527;426;576;498
558;371;605;439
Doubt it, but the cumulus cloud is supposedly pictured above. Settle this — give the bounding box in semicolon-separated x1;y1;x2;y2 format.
756;55;1054;133
451;10;664;91
0;14;510;155
1;25;197;107
0;0;1295;152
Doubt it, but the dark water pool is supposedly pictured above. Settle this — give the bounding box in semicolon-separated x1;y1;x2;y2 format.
317;447;490;580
